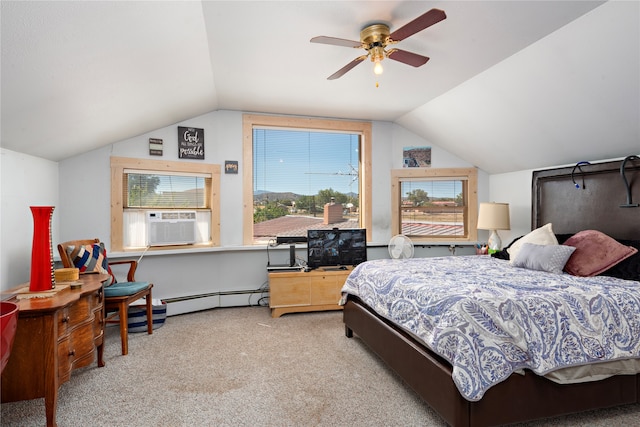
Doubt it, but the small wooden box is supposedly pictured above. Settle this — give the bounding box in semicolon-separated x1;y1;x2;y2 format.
54;268;79;282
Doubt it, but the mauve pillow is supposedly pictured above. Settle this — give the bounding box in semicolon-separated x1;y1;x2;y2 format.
563;230;638;277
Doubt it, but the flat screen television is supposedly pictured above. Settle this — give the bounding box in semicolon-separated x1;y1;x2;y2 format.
307;228;367;269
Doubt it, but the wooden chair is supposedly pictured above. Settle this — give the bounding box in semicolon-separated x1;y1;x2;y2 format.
57;238;153;355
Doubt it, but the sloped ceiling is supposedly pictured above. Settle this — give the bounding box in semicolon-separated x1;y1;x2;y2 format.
1;1;638;174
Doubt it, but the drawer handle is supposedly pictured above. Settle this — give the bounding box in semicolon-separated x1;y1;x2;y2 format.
62;316;70;323
68;349;75;357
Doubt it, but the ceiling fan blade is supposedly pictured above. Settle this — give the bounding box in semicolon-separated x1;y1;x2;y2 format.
387;49;429;67
327;56;367;80
310;36;362;48
388;8;446;42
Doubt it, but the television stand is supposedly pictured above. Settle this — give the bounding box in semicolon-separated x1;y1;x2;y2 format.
268;266;353;317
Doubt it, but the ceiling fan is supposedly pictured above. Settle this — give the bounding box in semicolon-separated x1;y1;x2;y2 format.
310;8;446;80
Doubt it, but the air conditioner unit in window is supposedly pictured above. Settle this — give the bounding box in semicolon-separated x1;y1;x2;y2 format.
147;211;197;246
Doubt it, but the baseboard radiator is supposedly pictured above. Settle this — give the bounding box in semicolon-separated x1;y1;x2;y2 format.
162;289;267;316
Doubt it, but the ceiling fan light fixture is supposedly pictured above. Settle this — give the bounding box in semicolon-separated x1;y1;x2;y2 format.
370;43;385;75
311;8;446;80
373;59;383;75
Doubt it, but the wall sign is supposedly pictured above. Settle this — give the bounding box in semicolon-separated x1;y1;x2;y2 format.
149;138;163;156
225;161;238;174
178;126;204;160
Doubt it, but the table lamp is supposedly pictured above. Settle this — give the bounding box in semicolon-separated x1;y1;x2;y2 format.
477;202;510;254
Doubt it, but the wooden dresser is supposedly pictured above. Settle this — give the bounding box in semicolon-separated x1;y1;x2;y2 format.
1;274;107;427
269;267;352;317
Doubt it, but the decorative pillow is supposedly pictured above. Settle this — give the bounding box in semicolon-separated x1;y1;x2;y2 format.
508;223;558;264
511;243;576;274
599;239;640;282
562;230;638;277
66;243;116;286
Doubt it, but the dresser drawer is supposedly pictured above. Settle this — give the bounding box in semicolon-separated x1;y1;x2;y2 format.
56;297;91;337
58;319;95;379
56;307;71;338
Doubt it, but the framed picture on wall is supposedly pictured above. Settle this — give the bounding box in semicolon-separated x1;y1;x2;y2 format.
178;126;204;160
149;138;163;156
225;161;238;174
403;146;431;168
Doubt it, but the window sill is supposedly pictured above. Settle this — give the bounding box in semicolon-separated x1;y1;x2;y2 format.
109;244;267;259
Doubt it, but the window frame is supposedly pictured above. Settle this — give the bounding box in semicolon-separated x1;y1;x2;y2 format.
391;168;478;243
242;114;372;246
110;156;221;251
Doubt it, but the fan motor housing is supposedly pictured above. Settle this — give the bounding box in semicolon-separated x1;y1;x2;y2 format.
360;24;389;62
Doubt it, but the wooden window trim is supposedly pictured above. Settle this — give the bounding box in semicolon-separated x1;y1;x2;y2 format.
110;156;220;251
391;168;478;242
242;114;372;245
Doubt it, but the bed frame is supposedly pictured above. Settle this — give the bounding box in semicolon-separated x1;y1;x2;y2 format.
344;159;640;426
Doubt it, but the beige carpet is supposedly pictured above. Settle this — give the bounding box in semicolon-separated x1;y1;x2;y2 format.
1;306;639;426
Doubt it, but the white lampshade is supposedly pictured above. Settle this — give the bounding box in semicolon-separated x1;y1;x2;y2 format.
477;202;510;231
477;202;510;252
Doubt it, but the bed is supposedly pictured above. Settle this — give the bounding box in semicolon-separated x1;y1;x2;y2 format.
341;159;640;426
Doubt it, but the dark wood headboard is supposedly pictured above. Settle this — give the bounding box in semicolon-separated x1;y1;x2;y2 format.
532;159;640;240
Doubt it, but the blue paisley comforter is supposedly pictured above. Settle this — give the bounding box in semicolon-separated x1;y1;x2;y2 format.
341;256;640;401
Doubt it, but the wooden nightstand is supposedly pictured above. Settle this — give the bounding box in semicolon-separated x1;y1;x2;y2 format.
268;267;353;317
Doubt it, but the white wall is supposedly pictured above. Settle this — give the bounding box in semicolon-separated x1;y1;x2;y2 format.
1;148;59;289
57;145;113;243
1;110;491;312
488;169;534;246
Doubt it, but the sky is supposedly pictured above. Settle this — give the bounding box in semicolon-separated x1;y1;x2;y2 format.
253;129;360;196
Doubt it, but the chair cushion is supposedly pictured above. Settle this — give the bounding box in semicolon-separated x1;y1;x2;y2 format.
66;242;115;286
103;281;150;297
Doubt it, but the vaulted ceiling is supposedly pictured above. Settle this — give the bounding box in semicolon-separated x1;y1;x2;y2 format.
1;1;638;174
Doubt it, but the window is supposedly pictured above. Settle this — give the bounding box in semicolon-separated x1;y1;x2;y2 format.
111;157;220;251
391;168;478;242
125;171;208;208
243;115;372;245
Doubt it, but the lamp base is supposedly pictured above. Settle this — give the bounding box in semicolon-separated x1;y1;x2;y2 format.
487;230;502;254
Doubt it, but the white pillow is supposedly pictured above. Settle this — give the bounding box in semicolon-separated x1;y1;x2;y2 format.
508;223;558;264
